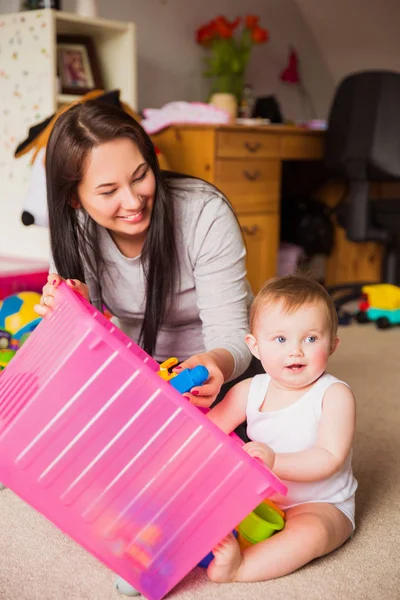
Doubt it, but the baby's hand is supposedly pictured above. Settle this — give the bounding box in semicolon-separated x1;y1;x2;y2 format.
243;441;275;469
34;274;89;317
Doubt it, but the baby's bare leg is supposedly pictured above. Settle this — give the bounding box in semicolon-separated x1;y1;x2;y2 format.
208;502;353;583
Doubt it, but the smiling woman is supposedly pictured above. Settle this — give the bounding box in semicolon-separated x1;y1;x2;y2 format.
36;100;260;419
77;140;156;258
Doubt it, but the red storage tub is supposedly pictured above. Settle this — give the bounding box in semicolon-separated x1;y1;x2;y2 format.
0;256;49;299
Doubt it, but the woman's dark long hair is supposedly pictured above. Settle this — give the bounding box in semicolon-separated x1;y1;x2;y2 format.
45;100;178;356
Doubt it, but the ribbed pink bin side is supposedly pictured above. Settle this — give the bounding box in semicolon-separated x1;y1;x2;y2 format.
0;284;286;600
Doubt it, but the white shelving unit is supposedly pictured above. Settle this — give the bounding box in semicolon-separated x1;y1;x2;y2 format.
54;10;137;109
0;8;137;260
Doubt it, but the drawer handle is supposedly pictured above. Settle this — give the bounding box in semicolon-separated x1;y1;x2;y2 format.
243;170;261;181
244;141;261;153
242;225;260;236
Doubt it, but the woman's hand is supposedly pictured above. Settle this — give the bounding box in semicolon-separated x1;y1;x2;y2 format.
174;352;225;408
34;273;89;317
243;441;275;470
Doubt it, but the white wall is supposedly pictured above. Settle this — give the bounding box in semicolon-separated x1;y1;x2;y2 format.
62;0;334;120
295;0;400;88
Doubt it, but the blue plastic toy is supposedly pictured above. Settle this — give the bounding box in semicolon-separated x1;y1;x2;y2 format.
169;365;209;394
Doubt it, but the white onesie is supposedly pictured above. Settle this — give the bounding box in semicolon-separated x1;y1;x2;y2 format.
246;373;358;529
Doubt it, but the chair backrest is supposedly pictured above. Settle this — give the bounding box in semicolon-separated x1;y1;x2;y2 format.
326;70;400;181
325;71;400;242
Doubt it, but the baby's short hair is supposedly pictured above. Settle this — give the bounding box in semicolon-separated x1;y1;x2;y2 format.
250;275;338;341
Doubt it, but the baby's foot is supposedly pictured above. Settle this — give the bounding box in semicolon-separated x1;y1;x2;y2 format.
207;532;243;583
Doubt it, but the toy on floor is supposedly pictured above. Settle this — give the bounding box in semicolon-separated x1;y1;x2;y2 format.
0;349;16;371
0;291;41;335
355;283;400;329
0;330;11;349
237;499;285;550
0;291;41;371
0;291;42;489
0;283;286;600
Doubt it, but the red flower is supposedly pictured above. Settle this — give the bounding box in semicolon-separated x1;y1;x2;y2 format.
213;15;240;39
196;21;217;46
230;17;241;31
245;15;260;30
251;26;269;44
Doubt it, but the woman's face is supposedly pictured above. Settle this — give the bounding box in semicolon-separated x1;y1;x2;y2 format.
77;138;156;255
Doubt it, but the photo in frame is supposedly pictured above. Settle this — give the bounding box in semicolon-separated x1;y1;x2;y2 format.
57;35;103;95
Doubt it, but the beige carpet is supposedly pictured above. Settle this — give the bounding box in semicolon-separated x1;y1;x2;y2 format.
0;324;399;600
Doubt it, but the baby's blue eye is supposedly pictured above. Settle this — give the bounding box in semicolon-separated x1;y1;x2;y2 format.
306;336;316;343
275;336;286;343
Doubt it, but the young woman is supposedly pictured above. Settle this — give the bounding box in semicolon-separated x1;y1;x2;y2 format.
35;100;261;413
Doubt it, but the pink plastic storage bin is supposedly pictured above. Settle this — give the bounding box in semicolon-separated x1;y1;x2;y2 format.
0;256;49;299
0;284;286;600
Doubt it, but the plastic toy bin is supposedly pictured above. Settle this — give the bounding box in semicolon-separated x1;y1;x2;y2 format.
0;256;49;299
0;284;286;600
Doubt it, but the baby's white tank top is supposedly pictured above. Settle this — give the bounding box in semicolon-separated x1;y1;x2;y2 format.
246;373;358;508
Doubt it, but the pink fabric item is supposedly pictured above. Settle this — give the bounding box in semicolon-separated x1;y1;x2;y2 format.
141;101;230;135
0;283;286;600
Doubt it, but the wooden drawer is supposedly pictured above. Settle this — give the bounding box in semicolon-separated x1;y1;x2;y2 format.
280;132;324;160
216;130;281;158
215;159;281;213
239;212;280;293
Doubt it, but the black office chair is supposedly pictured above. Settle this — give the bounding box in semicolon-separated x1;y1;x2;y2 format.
324;70;400;307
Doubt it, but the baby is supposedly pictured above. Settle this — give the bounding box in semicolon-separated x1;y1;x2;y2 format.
207;275;357;583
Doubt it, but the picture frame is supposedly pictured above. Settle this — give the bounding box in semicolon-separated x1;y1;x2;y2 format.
57;35;103;95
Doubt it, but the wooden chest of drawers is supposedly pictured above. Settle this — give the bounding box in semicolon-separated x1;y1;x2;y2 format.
152;124;383;292
152;124;324;293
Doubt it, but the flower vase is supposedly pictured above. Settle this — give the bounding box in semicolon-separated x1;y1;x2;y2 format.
209;93;238;122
